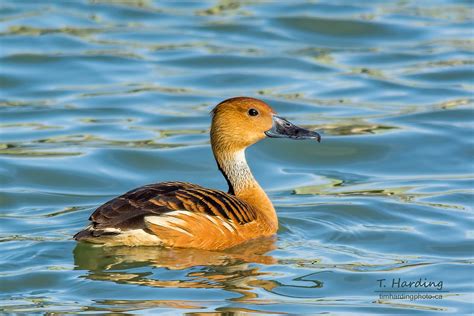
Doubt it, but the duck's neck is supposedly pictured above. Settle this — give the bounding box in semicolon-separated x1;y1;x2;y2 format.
212;147;277;228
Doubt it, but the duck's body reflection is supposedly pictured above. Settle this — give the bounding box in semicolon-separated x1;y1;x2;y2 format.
73;236;279;309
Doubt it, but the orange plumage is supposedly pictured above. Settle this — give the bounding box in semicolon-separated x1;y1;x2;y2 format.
74;97;320;250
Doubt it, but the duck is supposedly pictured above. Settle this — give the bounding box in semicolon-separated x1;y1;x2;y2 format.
74;97;321;250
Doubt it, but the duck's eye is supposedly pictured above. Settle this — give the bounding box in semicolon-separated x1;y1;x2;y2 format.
248;108;259;116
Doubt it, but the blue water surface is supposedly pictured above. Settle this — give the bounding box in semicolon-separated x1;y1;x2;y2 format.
0;0;473;314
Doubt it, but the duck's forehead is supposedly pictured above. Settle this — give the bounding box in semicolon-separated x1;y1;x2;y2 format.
216;97;275;114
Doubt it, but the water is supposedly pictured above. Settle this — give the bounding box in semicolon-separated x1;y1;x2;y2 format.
1;0;473;314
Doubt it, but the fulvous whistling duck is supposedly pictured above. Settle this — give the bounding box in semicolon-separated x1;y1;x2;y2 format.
74;97;321;250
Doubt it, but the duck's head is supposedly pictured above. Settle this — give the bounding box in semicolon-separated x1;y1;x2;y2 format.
210;97;321;151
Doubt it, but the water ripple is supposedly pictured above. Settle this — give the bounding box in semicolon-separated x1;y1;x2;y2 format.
1;0;473;314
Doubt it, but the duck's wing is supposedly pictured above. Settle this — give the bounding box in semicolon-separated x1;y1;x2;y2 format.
74;181;257;243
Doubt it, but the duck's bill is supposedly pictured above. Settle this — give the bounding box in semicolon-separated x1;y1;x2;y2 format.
265;115;321;142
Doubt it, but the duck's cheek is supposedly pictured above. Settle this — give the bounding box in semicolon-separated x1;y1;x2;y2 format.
232;135;257;148
248;132;267;146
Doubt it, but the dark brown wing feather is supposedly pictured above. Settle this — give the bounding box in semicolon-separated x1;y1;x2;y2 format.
78;181;257;237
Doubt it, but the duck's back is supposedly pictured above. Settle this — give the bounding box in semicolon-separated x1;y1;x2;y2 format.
74;181;264;249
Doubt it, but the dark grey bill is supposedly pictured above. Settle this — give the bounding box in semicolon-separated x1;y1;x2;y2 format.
265;115;321;142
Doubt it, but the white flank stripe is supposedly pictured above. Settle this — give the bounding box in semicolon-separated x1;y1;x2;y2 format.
205;215;219;225
102;227;121;233
221;220;235;233
145;213;194;237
